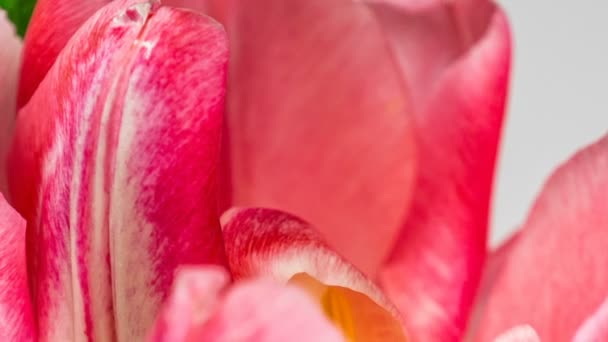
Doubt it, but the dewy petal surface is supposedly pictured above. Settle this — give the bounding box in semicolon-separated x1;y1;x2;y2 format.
371;1;511;340
0;11;21;195
8;0;228;339
149;266;344;342
210;0;417;275
0;193;34;341
476;135;608;341
221;208;407;340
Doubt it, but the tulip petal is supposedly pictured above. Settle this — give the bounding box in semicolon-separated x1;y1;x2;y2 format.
222;208;397;312
493;325;540;342
0;11;21;195
9;1;228;339
149;266;344;342
371;2;511;340
18;0;111;108
0;193;34;341
573;297;608;342
18;0;206;109
208;0;417;275
476;135;608;341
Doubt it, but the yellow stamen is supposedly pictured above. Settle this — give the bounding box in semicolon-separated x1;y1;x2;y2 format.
289;273;408;342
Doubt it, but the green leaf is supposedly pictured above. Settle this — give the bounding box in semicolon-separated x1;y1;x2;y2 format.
0;0;37;37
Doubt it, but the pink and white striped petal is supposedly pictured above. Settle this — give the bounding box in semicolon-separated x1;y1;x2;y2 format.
149;266;344;342
476;135;608;341
204;0;417;276
372;1;512;340
0;193;34;341
8;0;228;339
0;11;21;195
221;208;400;321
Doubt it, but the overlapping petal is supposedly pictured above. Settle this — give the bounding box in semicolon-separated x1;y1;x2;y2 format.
18;0;111;108
206;0;417;275
221;208;408;340
0;193;34;341
8;0;228;339
222;208;398;313
476;135;608;341
0;11;21;194
371;1;511;340
149;266;344;342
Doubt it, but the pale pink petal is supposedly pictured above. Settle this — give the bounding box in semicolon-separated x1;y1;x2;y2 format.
0;11;21;195
476;135;608;341
221;208;400;318
8;1;228;339
573;297;608;342
149;266;344;342
207;0;417;275
493;325;541;342
0;193;34;341
373;2;511;340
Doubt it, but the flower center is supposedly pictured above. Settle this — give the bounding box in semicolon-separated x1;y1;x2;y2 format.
289;273;408;341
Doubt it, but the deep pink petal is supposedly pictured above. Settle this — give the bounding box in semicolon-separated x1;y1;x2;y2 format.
149;266;344;342
209;0;417;275
0;193;34;341
19;0;111;108
370;2;511;340
573;297;608;342
0;11;21;195
18;0;207;109
8;1;228;339
221;208;400;318
476;135;608;341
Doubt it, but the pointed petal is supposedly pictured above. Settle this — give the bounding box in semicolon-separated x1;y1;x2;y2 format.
149;266;344;342
0;193;34;341
573;297;608;342
373;2;512;340
214;0;417;275
221;208;401;324
476;135;608;341
0;11;21;195
8;1;228;339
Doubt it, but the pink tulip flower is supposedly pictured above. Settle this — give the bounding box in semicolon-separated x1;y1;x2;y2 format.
1;0;607;341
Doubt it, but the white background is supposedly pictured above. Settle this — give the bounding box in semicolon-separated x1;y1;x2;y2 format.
491;1;608;246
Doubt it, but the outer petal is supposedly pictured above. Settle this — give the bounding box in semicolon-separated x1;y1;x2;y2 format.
373;2;512;340
19;0;209;108
149;267;344;342
18;0;111;108
0;11;21;194
0;193;34;341
476;135;608;341
573;297;608;342
210;0;417;275
221;208;400;321
8;1;228;340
